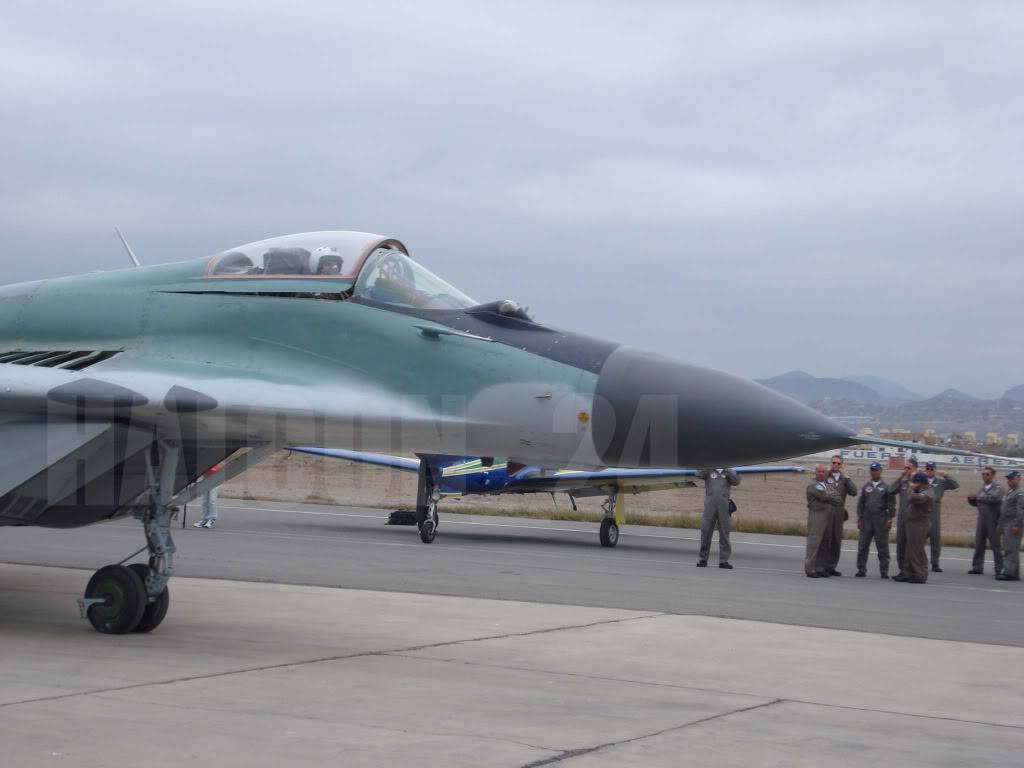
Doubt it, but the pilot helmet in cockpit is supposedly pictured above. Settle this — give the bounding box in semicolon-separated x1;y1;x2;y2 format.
311;246;345;275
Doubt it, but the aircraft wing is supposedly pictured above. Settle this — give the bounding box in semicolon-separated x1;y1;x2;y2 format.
853;436;1024;465
289;447;420;472
511;464;805;495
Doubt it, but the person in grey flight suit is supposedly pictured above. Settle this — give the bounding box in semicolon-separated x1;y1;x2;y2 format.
696;467;740;568
806;465;841;578
923;461;960;572
995;470;1022;582
856;462;895;578
889;458;918;579
894;472;933;584
824;455;857;577
968;466;1004;575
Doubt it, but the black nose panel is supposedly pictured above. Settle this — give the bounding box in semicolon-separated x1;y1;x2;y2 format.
592;347;855;468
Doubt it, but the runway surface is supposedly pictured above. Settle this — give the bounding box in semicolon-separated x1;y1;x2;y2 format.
1;498;1021;646
3;564;1023;767
4;501;1024;766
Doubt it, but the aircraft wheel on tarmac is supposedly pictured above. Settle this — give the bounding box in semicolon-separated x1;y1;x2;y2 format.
419;504;439;544
599;518;619;548
83;564;147;634
127;563;170;634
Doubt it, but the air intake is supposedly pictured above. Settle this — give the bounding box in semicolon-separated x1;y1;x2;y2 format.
0;350;122;371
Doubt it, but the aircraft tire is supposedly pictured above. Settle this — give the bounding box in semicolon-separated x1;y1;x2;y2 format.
127;563;170;633
84;564;147;634
419;503;439;544
419;518;437;543
599;519;619;548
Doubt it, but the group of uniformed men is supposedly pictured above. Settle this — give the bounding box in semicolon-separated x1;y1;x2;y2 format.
695;456;1023;583
804;456;1022;583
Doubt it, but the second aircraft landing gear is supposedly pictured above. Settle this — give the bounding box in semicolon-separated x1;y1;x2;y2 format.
78;441;179;634
415;459;441;544
599;488;624;548
599;517;619;547
419;498;440;544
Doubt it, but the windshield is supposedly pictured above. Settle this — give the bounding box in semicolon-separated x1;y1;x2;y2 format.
206;231;402;280
353;248;476;310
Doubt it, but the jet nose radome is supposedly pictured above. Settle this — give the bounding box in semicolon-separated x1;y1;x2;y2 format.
591;347;855;468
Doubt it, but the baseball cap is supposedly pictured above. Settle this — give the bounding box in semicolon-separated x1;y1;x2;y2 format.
869;462;882;471
1008;470;1021;480
911;472;928;484
925;461;937;470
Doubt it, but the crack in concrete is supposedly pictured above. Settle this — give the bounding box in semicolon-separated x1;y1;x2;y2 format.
387;652;1024;733
518;699;785;767
0;612;662;710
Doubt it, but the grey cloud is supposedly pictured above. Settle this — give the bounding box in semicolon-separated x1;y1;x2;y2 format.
1;1;1022;398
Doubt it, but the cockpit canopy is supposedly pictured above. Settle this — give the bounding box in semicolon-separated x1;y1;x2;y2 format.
205;230;477;310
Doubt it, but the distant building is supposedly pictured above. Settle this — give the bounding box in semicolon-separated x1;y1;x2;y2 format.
985;432;1002;446
859;427;874;436
964;431;977;444
1007;434;1019;449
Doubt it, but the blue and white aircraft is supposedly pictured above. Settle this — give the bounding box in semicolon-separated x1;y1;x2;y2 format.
290;448;805;547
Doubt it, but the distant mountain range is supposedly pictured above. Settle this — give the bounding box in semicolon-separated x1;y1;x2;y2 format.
755;371;1024;435
842;375;924;404
755;371;887;405
1005;384;1024;404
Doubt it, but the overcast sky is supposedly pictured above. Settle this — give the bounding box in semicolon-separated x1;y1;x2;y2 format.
2;2;1022;398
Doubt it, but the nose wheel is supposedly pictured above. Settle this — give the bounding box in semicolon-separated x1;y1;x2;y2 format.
127;563;170;633
81;564;147;634
78;440;179;634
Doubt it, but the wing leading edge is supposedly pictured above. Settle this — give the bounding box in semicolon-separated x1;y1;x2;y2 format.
289;447;421;472
291;446;804;494
512;464;805;492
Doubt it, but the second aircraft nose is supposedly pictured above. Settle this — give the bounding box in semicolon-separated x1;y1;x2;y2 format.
591;347;856;468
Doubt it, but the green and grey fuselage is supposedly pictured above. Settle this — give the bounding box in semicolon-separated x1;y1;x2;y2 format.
0;231;855;528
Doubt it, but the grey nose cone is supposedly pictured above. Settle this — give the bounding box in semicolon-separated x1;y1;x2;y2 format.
592;347;856;468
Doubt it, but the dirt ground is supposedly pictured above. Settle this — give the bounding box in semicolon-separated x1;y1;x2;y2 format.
221;452;989;539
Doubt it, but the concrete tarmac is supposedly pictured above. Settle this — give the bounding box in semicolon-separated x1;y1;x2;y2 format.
2;564;1023;767
2;501;1024;766
1;499;1021;645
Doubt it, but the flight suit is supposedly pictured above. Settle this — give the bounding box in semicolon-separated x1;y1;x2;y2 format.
927;473;960;568
903;487;934;583
697;468;739;565
824;471;857;572
888;475;912;575
998;487;1022;580
856;479;895;576
806;481;840;576
969;483;1005;574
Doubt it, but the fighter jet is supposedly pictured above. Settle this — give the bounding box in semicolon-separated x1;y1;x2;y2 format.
291;448;805;546
1;229;860;635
